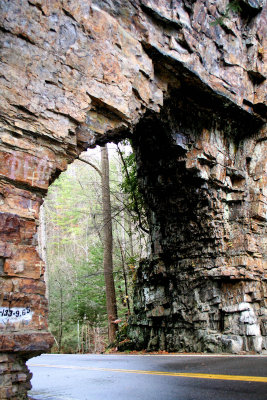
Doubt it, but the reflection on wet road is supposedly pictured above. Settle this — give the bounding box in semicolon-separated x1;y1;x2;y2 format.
28;353;267;400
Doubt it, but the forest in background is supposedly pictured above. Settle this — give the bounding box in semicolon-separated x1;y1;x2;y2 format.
39;143;148;353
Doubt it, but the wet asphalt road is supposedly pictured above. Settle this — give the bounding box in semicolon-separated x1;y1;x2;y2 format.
27;354;267;400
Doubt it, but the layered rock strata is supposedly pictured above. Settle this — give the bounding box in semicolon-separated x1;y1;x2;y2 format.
0;0;266;398
127;91;267;353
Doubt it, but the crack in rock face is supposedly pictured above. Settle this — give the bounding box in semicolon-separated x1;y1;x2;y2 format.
0;0;266;398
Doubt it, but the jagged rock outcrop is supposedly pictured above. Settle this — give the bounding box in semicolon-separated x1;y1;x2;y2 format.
126;93;266;353
0;0;266;398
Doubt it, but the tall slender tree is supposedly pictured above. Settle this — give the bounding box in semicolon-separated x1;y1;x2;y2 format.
101;145;118;343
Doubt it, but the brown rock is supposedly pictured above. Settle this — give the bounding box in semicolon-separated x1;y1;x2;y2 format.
0;0;266;397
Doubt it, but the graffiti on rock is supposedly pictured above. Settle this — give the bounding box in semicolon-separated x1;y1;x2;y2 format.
0;307;33;325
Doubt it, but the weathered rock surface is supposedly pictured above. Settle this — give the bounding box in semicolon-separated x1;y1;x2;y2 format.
126;96;267;353
0;0;266;398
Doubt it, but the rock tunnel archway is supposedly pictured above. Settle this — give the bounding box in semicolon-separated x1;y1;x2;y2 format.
0;0;266;398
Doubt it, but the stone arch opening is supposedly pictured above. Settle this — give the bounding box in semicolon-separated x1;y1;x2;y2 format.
39;141;146;355
0;84;266;399
0;0;266;398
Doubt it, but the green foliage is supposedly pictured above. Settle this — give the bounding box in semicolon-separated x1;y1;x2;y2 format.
211;0;242;26
71;249;106;322
119;143;148;233
44;146;146;353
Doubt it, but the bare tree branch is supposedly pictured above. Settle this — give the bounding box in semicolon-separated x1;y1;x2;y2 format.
78;157;102;177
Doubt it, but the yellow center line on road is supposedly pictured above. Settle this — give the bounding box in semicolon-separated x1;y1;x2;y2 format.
28;364;267;383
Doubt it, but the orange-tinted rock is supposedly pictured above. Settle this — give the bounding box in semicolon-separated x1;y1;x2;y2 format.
0;332;54;353
0;150;55;190
4;246;44;280
0;213;36;245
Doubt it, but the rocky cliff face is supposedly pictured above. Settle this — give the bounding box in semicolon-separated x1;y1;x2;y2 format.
127;91;266;354
0;0;266;398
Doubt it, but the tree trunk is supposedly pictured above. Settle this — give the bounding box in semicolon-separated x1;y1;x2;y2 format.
101;145;118;343
38;205;49;300
118;238;131;315
58;285;63;353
